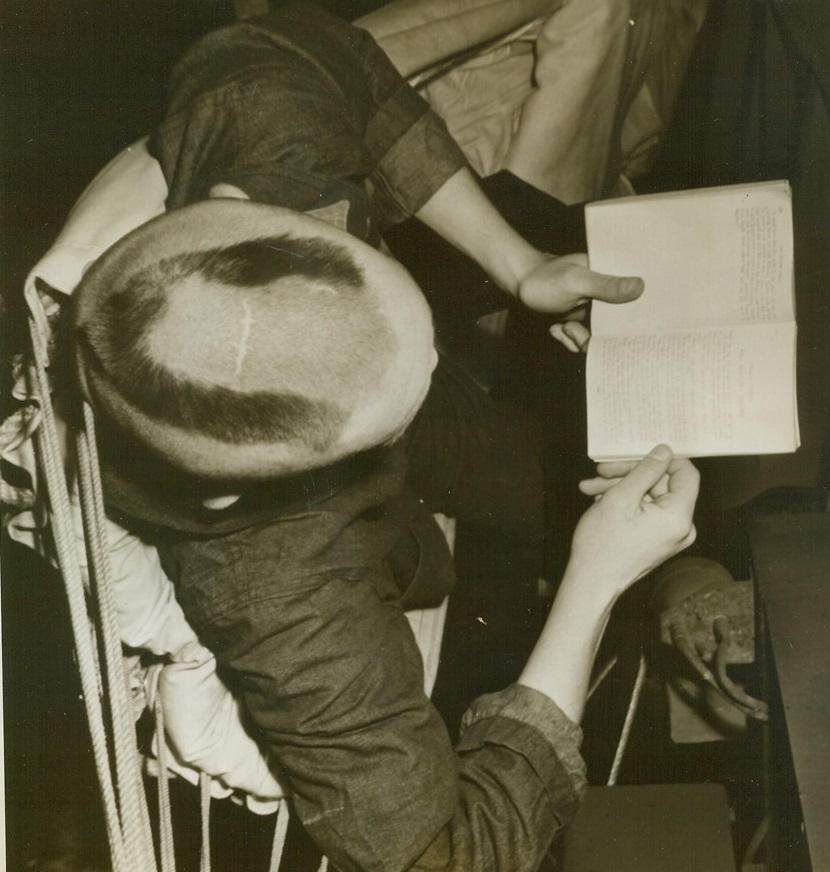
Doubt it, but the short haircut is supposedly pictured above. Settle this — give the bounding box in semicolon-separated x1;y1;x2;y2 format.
74;233;397;458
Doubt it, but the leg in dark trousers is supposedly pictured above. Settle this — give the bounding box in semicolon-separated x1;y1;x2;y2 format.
385;170;593;580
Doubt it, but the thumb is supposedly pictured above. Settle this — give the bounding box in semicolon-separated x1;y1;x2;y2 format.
587;271;644;304
554;255;644;306
612;445;673;504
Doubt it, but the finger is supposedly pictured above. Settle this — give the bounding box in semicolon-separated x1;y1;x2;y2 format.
649;473;670;499
597;490;656;504
658;457;700;515
595;459;640;479
580;468;669;497
549;323;581;353
585;468;669;502
567;303;589;323
208;183;250;200
579;476;622;496
663;524;698;556
610;444;674;505
679;524;698;550
563;321;590;352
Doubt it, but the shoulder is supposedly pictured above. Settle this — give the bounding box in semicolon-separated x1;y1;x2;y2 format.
165;2;370;104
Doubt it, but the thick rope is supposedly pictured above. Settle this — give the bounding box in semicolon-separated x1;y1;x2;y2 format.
76;407;158;870
267;801;330;872
268;801;290;872
200;773;212;872
154;692;177;872
82;406;160;844
28;313;130;872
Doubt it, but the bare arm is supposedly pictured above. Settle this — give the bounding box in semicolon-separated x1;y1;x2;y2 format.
414;166;644;325
520;445;699;721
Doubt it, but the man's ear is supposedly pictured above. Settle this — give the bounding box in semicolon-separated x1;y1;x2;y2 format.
202;494;242;510
208;183;250;200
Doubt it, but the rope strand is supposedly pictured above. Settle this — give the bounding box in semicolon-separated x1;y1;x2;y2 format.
200;773;212;872
155;691;177;872
76;416;157;869
28;313;130;872
269;801;290;872
608;652;647;786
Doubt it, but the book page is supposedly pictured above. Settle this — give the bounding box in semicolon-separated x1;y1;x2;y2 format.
587;180;794;337
586;321;799;460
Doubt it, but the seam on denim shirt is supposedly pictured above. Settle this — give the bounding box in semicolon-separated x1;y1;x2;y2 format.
178;562;376;627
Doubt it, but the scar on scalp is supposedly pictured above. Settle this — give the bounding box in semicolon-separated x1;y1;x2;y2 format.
265;244;305;258
233;298;254;376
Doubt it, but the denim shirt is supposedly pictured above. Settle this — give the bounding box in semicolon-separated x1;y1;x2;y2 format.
150;2;467;240
152;403;586;872
117;5;588;869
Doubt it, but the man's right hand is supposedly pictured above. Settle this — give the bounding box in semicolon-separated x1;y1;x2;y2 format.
569;445;699;603
518;445;698;723
516;252;643;352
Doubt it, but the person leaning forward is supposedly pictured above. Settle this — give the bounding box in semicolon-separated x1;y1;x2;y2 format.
70;4;698;870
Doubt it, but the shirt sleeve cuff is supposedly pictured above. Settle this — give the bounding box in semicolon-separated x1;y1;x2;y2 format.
459;682;587;805
367;92;468;223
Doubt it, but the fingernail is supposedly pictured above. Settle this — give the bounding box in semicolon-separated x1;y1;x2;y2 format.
563;326;589;352
625;277;645;298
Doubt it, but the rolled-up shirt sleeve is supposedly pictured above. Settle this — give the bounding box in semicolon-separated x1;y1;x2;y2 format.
350;22;468;222
445;684;587;870
150;3;466;227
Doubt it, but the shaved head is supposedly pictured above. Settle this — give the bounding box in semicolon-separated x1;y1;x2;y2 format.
72;200;434;480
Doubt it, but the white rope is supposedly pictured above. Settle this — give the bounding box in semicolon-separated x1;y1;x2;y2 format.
607;651;647;786
28;313;131;872
154;692;177;872
200;773;212;872
587;655;618;702
76;406;157;869
28;299;158;870
268;800;290;872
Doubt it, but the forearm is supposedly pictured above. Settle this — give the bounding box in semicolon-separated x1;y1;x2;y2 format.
519;565;619;724
414;166;545;298
522;449;701;723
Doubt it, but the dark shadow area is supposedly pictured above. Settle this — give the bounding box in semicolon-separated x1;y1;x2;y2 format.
2;540;110;871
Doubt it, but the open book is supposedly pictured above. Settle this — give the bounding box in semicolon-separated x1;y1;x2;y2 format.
585;180;799;461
